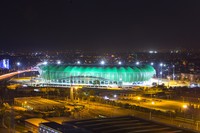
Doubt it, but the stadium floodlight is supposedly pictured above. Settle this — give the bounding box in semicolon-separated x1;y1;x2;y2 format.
57;60;61;65
118;61;122;65
100;60;105;65
77;61;81;64
136;61;140;65
43;61;48;65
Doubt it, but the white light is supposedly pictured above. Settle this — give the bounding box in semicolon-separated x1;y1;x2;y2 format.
114;94;117;98
160;72;162;75
100;60;105;65
160;63;163;67
164;64;166;67
104;96;109;100
77;61;81;64
149;51;153;54
43;61;48;65
172;65;175;68
118;61;122;65
136;61;139;65
57;60;61;65
16;62;21;66
150;62;154;65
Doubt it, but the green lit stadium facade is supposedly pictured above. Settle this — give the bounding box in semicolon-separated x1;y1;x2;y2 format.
38;64;156;86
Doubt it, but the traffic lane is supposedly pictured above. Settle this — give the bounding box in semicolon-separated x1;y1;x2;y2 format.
0;70;31;80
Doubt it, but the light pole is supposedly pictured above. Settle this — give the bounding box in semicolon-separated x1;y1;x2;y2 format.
172;65;175;81
182;104;188;121
167;76;170;88
159;63;163;84
16;62;21;78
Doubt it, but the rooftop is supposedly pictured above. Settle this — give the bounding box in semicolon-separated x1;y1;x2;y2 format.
63;116;196;133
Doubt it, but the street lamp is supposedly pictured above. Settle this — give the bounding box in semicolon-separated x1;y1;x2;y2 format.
136;61;140;65
16;62;21;78
150;62;154;66
137;96;141;100
172;65;175;81
167;76;170;88
182;104;188;121
159;63;163;84
16;62;20;67
182;104;188;109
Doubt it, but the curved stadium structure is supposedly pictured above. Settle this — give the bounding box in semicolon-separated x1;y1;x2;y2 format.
37;64;156;86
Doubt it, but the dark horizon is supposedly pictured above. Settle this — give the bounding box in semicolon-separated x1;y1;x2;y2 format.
1;0;200;52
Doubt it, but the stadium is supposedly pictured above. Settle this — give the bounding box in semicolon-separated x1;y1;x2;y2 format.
37;64;156;87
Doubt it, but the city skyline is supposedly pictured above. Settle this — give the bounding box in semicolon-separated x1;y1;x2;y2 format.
1;0;200;52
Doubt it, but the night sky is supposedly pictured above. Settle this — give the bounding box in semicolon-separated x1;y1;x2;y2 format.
1;0;200;52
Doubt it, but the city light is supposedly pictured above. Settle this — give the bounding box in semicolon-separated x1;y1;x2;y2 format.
118;61;122;65
114;94;117;98
182;104;188;109
160;63;163;67
104;96;109;100
136;61;140;65
16;62;21;66
150;62;154;66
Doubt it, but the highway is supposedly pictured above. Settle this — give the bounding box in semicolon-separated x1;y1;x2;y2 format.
0;70;31;81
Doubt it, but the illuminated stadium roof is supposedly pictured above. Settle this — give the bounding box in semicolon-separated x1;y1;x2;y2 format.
38;65;156;82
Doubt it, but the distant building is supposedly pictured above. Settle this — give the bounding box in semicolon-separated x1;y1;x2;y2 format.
180;73;200;82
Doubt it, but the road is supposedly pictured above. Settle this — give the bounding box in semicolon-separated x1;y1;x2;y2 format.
0;70;31;81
